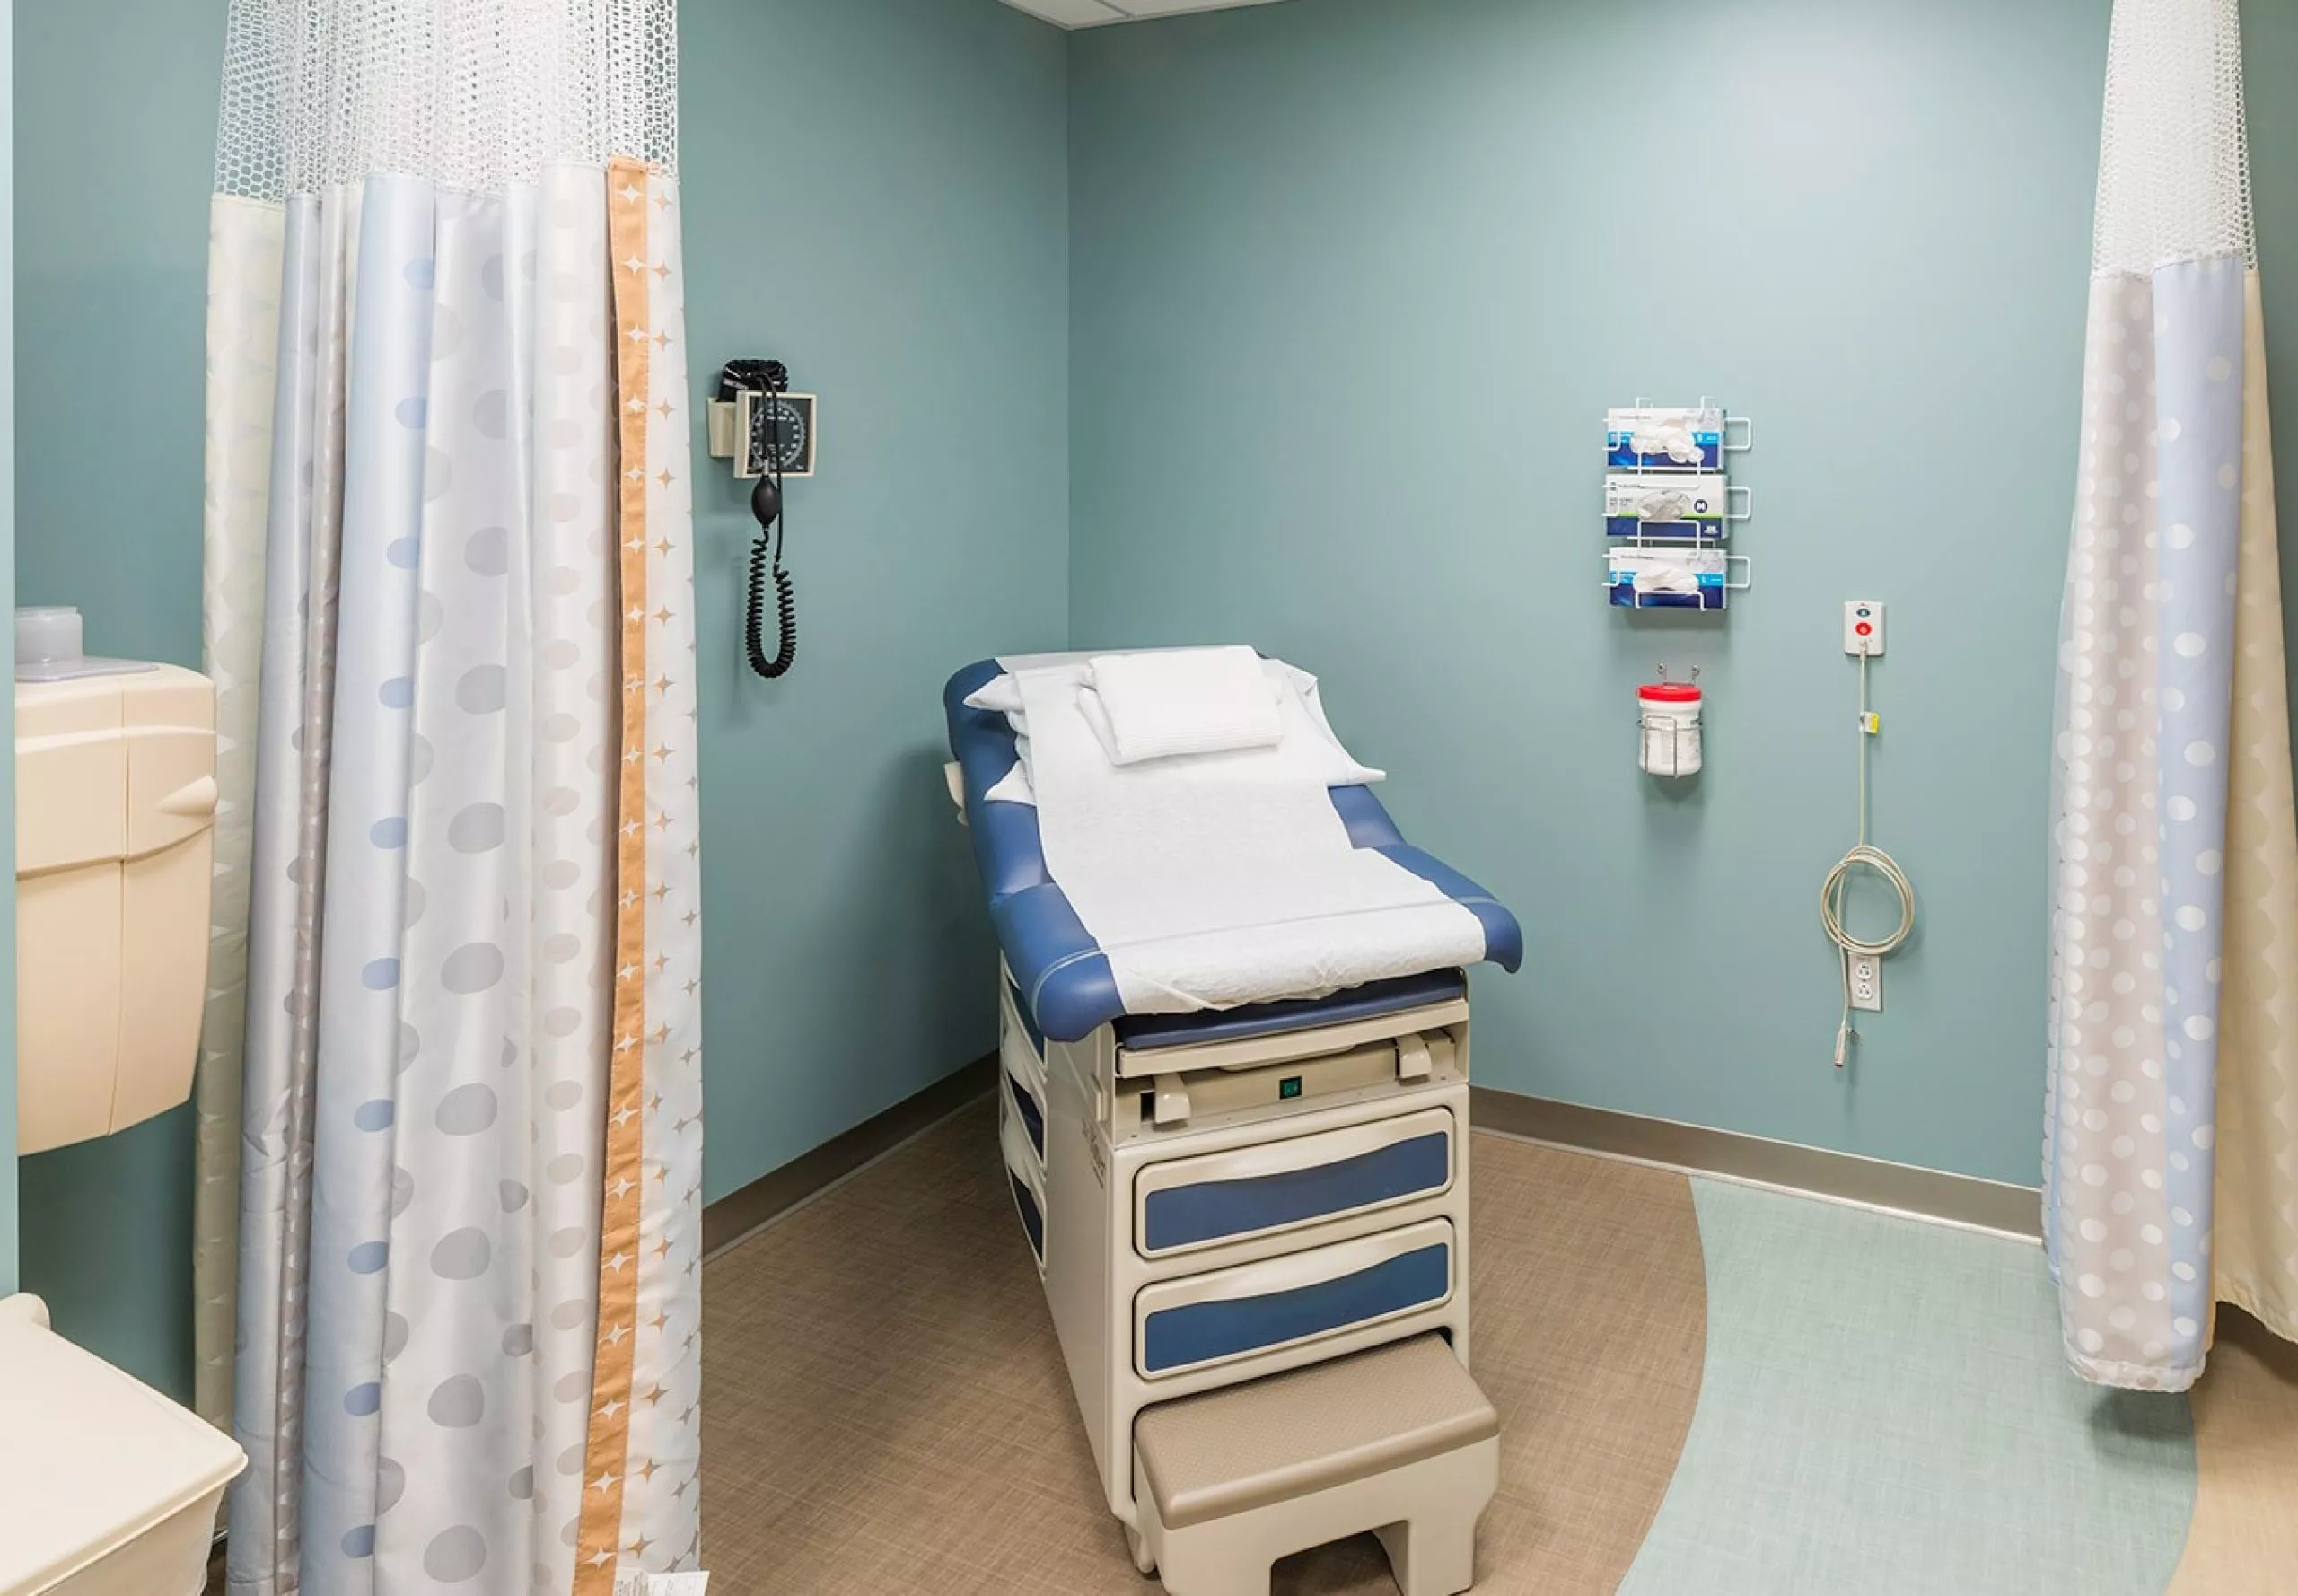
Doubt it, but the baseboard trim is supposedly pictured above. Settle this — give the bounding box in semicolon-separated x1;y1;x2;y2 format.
1470;1087;2042;1241
702;1055;998;1259
696;1069;2039;1256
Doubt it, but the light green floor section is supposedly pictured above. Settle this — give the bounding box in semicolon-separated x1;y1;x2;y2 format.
1618;1179;2196;1595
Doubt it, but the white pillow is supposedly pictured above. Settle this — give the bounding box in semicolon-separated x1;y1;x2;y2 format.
963;657;1381;804
1074;687;1125;767
1083;646;1284;766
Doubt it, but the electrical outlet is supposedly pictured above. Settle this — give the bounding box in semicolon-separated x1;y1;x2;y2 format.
1848;953;1883;1013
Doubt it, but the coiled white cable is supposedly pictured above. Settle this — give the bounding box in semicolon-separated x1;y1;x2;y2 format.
1821;653;1914;1069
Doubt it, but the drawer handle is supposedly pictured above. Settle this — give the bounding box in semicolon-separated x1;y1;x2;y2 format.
161;776;219;819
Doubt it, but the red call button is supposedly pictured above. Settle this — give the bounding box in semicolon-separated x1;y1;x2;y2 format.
1855;623;1873;636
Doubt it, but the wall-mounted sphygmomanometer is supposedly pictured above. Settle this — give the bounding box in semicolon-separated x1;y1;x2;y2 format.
707;360;818;680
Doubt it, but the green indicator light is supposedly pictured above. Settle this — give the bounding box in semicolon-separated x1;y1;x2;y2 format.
1279;1076;1303;1101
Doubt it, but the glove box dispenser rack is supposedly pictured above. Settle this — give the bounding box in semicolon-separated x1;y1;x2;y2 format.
1602;397;1755;611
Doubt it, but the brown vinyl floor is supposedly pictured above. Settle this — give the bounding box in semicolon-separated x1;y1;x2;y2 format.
198;1093;2297;1593
698;1098;1708;1595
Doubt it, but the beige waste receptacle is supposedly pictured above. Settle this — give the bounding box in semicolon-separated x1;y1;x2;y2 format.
13;633;217;1155
0;1295;246;1596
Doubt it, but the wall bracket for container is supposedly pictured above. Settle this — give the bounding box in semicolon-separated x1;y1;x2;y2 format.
1639;663;1704;776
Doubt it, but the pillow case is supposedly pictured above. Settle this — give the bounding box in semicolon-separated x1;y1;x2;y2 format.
1082;645;1284;765
962;655;1382;804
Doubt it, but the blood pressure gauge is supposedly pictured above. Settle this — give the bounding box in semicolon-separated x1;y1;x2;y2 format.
740;389;816;479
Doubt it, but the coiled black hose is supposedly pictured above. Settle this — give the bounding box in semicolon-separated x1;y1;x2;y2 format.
723;358;797;680
747;473;796;679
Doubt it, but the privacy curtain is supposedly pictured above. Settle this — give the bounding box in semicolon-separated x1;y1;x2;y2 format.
196;4;705;1591
2047;0;2298;1390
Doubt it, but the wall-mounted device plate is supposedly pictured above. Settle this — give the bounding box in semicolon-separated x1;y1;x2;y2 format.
1844;600;1885;657
706;390;818;480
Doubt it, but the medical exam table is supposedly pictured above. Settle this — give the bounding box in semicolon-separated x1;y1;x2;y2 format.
945;653;1522;1596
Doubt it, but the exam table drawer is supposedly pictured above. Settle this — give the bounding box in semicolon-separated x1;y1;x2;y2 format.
999;1086;1047;1272
1134;1218;1454;1381
1009;1171;1046;1270
1000;970;1047;1079
1134;1108;1455;1260
1004;1065;1046;1160
999;978;1048;1161
999;975;1049;1146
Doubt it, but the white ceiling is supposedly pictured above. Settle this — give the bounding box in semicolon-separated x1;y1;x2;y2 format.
999;0;1292;28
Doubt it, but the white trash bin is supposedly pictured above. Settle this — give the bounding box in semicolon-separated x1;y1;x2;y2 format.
0;1294;245;1596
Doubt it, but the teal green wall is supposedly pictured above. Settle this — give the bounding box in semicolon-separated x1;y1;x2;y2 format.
11;0;218;1393
680;0;1069;1199
10;0;2294;1382
1068;0;2298;1187
2258;0;2298;735
0;0;16;1300
7;0;1067;1389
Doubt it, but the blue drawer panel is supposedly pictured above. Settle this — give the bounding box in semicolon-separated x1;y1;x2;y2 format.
1005;1070;1045;1157
1141;1242;1449;1374
1009;1172;1044;1262
1142;1132;1449;1253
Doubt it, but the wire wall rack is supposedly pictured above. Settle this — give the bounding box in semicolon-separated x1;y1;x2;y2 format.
1603;396;1753;611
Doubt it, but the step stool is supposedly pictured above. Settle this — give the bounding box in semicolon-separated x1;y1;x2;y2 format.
1129;1334;1500;1596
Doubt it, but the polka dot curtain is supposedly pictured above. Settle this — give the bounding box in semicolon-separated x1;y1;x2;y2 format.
2047;0;2298;1390
197;6;704;1594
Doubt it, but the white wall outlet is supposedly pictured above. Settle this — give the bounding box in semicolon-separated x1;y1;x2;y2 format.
1848;952;1883;1012
1845;601;1885;657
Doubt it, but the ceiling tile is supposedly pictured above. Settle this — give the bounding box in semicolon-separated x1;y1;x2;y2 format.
1111;0;1289;15
1000;0;1128;25
998;0;1294;27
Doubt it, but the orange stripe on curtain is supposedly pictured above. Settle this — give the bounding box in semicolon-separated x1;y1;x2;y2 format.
575;154;657;1592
